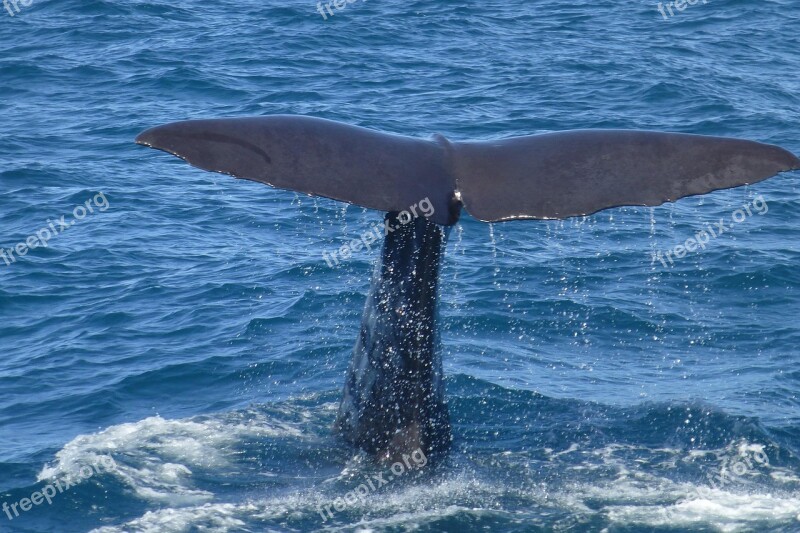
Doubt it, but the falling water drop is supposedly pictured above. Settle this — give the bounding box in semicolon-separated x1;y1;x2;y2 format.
488;223;501;288
340;203;349;238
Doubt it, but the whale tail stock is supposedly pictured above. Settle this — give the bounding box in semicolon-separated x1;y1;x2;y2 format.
136;115;800;225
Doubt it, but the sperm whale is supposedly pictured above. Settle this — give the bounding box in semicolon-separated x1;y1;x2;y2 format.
136;115;800;461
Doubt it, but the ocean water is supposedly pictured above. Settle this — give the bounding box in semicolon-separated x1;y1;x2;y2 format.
1;0;800;531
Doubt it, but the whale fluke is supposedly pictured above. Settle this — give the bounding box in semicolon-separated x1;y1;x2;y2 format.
136;115;799;224
453;130;800;222
136;116;460;225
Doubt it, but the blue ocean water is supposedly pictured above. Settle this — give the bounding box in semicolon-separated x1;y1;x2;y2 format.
2;0;800;531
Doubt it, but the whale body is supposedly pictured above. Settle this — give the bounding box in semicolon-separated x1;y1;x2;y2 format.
334;212;451;462
136;115;800;460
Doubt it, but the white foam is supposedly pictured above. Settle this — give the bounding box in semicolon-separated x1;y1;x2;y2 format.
41;410;306;504
89;472;503;533
551;441;800;532
86;454;800;533
91;503;255;533
71;427;799;533
606;489;800;532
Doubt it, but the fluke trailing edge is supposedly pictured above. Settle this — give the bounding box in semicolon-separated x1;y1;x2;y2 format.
136;115;799;461
135;115;800;226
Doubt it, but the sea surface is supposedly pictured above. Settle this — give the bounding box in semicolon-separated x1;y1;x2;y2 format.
2;0;800;531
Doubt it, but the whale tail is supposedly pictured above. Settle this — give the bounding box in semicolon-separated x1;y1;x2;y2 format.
136;116;800;462
136;115;799;225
